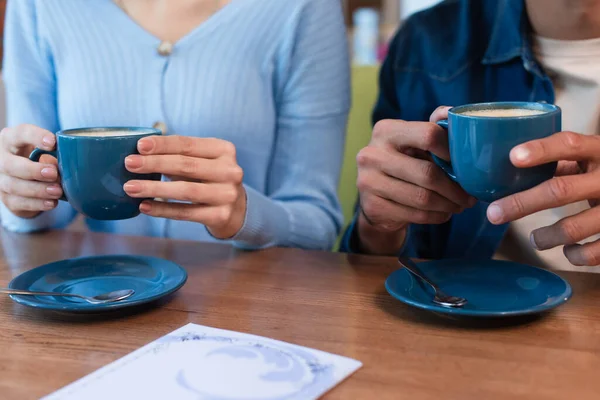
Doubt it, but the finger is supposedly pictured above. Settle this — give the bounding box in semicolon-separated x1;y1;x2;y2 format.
0;153;58;182
357;146;474;207
510;131;600;168
372;119;450;160
124;180;238;205
125;155;243;183
1;194;57;212
2;124;55;153
555;160;581;177
39;153;58;165
357;169;463;213
384;155;474;208
137;135;236;159
564;239;600;266
360;194;453;229
428;105;452;123
0;175;62;199
531;206;600;250
487;173;600;224
139;200;232;227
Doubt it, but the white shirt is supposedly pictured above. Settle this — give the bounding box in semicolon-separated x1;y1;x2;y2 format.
500;35;600;271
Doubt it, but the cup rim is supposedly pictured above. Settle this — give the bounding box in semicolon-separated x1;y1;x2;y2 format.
448;102;561;120
56;126;161;138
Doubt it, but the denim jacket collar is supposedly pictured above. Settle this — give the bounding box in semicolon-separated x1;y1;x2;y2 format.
481;0;544;77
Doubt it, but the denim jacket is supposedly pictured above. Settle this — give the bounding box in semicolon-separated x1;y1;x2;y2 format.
340;0;556;258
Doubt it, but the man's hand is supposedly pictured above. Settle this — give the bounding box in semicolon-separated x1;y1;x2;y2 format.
487;131;600;266
355;106;475;255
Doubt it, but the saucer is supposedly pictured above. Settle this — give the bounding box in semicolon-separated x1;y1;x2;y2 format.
385;259;572;318
8;255;187;313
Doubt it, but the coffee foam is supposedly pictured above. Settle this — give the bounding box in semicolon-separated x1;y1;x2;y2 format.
460;108;547;118
67;130;151;137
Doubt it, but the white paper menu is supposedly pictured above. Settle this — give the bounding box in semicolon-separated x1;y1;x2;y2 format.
44;323;362;400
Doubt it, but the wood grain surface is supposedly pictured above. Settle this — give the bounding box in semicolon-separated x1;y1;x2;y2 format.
1;230;599;400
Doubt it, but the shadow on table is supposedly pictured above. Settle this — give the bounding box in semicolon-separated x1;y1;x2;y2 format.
374;288;549;330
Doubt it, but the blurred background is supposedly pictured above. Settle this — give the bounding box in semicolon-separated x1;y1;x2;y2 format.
343;0;442;63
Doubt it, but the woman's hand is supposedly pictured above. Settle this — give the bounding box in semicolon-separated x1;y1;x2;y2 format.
487;131;600;266
124;135;246;239
0;124;63;218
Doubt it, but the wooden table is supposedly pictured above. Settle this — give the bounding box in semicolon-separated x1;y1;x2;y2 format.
1;230;600;400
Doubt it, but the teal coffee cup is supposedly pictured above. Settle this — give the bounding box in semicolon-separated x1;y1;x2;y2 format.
29;127;162;220
432;102;561;203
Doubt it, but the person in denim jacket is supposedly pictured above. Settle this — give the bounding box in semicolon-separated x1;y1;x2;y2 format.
341;0;600;270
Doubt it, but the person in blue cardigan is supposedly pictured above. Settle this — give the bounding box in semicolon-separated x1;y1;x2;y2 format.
341;0;600;270
0;0;350;251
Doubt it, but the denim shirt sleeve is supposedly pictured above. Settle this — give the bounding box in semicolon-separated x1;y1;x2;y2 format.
339;208;416;256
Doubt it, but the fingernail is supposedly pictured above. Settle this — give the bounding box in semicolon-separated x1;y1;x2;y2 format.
564;244;585;266
137;138;154;153
487;204;504;223
42;135;55;149
40;167;57;179
46;185;62;196
123;182;141;194
43;200;55;210
139;202;152;213
125;155;142;169
529;232;539;250
513;146;531;162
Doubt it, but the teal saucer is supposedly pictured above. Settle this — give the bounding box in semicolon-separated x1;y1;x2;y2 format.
8;255;187;313
385;259;572;318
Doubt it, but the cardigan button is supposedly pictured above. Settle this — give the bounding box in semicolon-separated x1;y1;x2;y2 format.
157;41;173;56
153;121;167;134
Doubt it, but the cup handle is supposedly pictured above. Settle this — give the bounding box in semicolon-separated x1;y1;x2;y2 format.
430;120;458;182
29;148;67;201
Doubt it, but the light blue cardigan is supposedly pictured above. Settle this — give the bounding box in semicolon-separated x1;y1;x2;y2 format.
0;0;350;250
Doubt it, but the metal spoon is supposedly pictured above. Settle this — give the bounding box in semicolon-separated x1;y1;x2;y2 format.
397;257;467;308
0;288;135;304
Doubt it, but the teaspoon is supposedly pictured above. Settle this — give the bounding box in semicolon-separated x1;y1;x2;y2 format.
397;257;467;308
0;288;135;304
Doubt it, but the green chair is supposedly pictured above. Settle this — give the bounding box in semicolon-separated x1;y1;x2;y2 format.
335;65;380;248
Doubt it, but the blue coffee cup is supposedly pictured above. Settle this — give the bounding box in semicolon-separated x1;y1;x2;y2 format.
29;127;162;220
432;102;561;203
